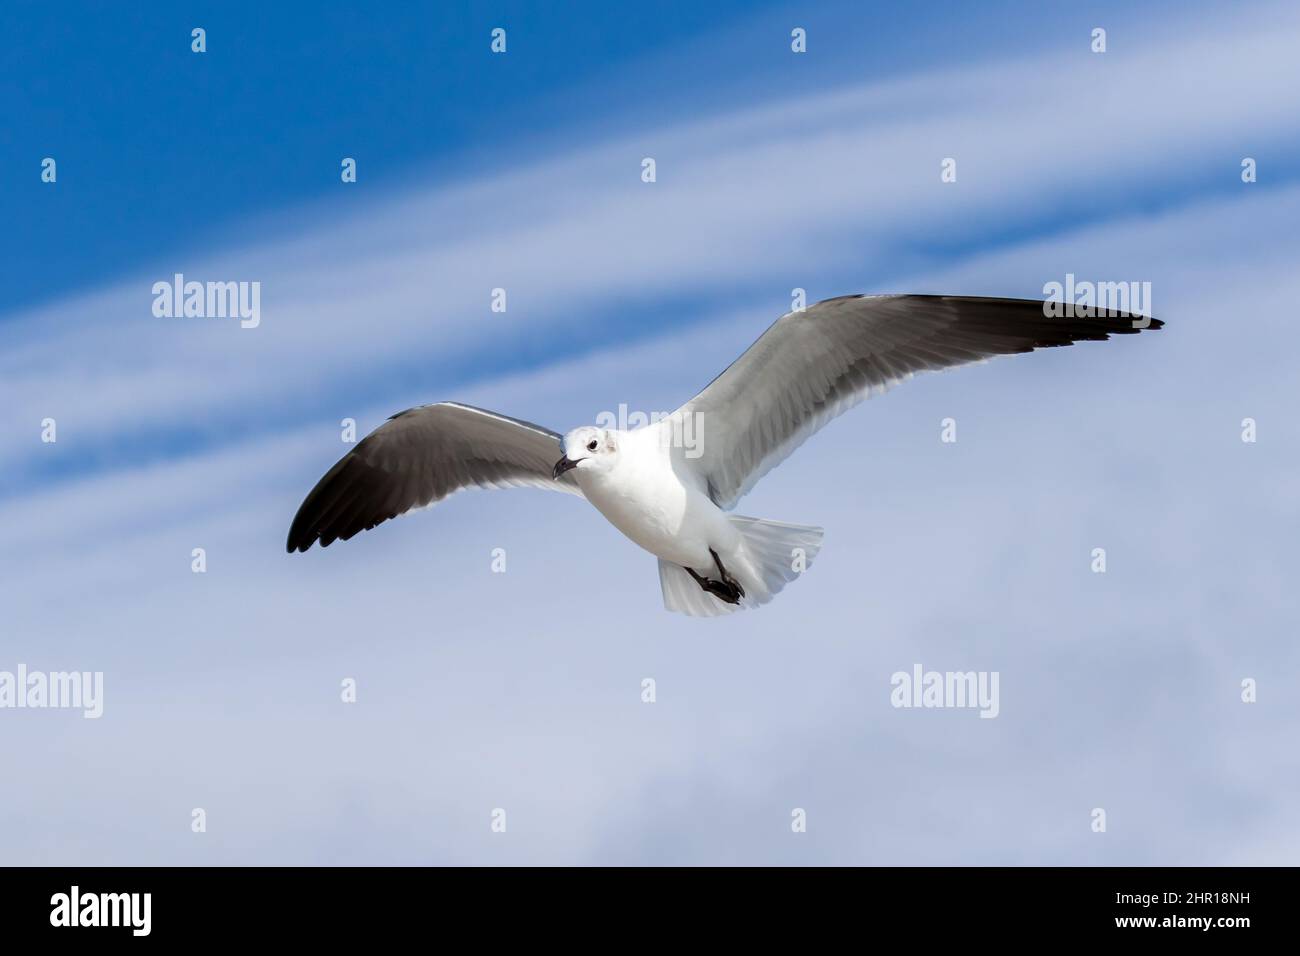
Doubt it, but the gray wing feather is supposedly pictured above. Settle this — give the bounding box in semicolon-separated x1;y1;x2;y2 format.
674;294;1162;509
287;401;578;552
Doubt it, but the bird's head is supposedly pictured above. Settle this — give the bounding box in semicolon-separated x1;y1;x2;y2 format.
553;426;619;480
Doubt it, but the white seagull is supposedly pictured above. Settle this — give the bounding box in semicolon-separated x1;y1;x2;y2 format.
287;294;1162;616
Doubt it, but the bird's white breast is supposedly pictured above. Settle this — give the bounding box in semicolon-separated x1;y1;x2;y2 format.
576;426;727;569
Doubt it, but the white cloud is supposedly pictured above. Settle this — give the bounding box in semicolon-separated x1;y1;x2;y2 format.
4;3;1299;479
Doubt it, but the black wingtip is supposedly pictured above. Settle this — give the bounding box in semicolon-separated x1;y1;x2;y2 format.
286;504;324;553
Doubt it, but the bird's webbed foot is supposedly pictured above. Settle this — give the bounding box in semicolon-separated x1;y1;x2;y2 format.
683;551;746;605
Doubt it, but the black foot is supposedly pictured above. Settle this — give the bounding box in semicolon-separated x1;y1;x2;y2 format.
683;551;745;605
709;549;745;599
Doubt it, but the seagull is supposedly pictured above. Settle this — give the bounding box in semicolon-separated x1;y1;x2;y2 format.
287;294;1162;616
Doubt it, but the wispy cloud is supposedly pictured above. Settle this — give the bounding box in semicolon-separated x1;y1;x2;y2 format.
5;3;1298;489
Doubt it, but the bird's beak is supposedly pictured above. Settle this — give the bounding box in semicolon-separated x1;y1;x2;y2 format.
552;456;580;479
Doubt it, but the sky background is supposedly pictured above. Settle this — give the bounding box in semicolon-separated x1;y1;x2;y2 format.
2;0;1297;864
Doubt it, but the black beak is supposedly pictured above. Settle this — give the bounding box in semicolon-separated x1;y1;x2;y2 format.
552;456;580;480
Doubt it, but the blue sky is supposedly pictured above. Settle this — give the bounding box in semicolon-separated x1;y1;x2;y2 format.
5;0;1228;319
2;0;1298;864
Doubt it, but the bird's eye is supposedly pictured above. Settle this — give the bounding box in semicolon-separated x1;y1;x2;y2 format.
587;440;598;451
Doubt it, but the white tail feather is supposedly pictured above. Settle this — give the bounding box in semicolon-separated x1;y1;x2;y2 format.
658;515;823;617
658;559;742;617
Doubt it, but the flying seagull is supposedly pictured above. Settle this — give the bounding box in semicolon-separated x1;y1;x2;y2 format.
287;294;1162;616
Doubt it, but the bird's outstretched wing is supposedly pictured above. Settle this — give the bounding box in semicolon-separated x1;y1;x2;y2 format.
287;402;578;552
671;294;1163;510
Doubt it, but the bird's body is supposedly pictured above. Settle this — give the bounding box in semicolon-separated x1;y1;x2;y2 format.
572;423;725;568
568;423;761;597
286;294;1163;616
